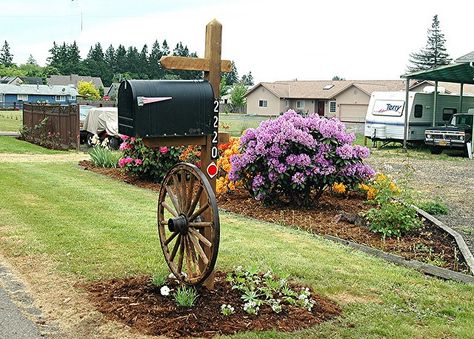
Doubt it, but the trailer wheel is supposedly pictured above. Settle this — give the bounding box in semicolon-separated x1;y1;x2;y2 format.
430;146;443;155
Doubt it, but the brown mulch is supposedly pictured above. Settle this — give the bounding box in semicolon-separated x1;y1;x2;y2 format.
84;272;341;338
79;160;469;273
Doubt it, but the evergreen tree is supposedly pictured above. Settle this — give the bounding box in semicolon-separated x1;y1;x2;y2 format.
225;61;239;86
126;46;140;76
138;44;149;79
162;40;170;56
0;40;14;67
148;40;163;79
407;15;451;72
103;44;116;86
115;45;127;74
26;54;37;65
241;71;254;86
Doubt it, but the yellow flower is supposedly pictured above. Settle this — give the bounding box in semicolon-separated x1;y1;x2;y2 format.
359;183;370;191
332;182;346;194
375;173;387;183
367;187;377;200
389;182;400;194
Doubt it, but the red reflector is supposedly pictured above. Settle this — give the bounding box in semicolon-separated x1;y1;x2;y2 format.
206;162;218;178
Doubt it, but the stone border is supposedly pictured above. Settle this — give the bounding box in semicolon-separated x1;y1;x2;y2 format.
413;206;474;275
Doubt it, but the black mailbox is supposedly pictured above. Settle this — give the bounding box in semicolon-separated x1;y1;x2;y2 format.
118;80;215;137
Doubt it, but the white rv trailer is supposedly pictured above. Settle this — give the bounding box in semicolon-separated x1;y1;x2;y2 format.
364;91;474;141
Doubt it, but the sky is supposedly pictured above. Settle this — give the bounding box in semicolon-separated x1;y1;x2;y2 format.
1;0;473;84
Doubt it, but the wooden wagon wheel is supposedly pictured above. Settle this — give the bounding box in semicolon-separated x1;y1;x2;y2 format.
158;162;220;285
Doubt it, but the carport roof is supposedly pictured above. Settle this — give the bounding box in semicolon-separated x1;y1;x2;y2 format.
401;51;474;85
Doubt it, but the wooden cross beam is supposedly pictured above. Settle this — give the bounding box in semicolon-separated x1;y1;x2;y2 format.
159;19;231;98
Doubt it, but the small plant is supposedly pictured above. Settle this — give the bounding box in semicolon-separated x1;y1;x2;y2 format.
243;301;260;315
220;304;235;316
89;146;121;168
150;273;167;287
226;266;316;315
173;286;198;307
365;201;423;238
418;198;449;215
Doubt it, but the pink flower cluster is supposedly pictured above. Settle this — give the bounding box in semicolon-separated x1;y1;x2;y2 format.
118;156;142;168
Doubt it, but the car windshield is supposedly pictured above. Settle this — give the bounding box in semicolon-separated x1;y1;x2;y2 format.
450;115;473;126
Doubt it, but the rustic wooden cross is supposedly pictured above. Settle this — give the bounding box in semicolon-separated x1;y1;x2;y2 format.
158;19;232;288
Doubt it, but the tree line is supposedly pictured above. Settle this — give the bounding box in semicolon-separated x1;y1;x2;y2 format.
0;40;253;88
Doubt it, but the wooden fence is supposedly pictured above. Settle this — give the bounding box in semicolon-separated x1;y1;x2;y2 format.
23;104;79;150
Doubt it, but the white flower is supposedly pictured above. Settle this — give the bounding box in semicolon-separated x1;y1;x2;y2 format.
160;285;171;296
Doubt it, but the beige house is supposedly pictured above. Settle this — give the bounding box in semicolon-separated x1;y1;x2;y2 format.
245;80;407;123
246;79;474;123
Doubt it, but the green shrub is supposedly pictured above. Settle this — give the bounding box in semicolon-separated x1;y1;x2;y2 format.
418;199;449;215
365;201;423;238
89;146;121;168
150;273;167;287
173;286;198;307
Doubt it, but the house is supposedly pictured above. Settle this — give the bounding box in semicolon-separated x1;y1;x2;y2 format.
409;80;474;96
0;76;22;85
245;80;406;123
0;84;78;109
47;74;104;90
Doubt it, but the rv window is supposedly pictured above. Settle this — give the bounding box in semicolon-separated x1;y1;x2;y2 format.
442;108;457;121
414;104;423;118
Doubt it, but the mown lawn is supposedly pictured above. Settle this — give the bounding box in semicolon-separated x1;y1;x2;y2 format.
0;110;22;132
0;136;63;154
220;114;272;136
0;160;473;338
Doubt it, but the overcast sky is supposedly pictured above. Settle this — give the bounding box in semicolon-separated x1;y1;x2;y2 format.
1;0;472;83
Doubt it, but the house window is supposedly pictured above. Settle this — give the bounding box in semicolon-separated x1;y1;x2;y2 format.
442;108;457;121
296;100;305;109
258;100;268;108
17;94;28;101
285;99;289;107
55;95;66;101
414;104;423;118
329;101;336;113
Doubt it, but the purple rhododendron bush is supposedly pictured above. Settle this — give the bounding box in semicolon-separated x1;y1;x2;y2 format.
229;110;375;207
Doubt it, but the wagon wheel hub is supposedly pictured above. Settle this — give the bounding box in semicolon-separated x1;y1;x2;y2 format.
168;215;189;235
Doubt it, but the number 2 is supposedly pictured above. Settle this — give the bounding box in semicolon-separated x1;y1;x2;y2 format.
214;100;219;113
213;115;218;128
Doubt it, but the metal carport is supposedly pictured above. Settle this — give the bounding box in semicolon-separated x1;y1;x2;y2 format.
401;51;474;156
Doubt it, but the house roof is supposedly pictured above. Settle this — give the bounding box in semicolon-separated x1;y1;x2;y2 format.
245;80;406;99
0;84;78;96
0;76;20;84
455;51;474;63
47;74;104;89
19;77;43;85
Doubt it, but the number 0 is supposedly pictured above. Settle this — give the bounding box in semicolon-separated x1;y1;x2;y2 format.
211;147;218;158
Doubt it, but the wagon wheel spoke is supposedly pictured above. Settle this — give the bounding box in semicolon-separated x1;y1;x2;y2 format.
184;236;194;277
187;185;203;216
189;202;209;222
169;234;181;261
189;227;212;247
188;221;212;228
164;184;180;214
187;235;202;275
184;174;195;216
177;236;185;274
161;201;178;217
173;172;186;213
164;231;179;246
188;232;209;265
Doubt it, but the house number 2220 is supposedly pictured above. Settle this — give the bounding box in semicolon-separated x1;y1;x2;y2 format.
211;100;219;159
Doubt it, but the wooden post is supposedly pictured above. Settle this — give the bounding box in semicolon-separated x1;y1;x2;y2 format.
159;19;230;288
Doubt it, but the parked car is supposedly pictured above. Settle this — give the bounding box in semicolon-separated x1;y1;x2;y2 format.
425;110;473;155
82;107;121;149
79;105;94;144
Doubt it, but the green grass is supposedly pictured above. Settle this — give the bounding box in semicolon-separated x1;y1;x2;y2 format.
0;136;63;154
0;110;22;132
220;114;271;136
0;160;473;338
